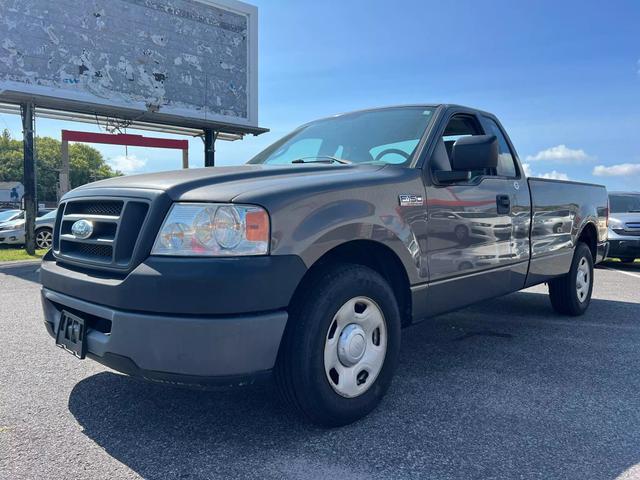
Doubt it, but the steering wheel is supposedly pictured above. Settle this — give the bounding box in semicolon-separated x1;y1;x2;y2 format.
373;148;411;163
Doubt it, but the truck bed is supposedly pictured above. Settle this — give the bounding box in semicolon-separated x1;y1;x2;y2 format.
526;177;608;286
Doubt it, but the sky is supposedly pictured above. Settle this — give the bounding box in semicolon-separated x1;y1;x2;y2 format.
1;0;639;190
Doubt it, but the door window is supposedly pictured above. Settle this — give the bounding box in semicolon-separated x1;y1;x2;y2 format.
481;117;518;178
437;115;489;179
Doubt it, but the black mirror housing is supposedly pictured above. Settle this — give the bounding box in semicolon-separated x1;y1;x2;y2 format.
451;135;498;172
434;170;472;184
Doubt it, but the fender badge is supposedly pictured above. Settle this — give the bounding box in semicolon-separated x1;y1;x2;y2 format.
514;181;520;190
399;194;424;207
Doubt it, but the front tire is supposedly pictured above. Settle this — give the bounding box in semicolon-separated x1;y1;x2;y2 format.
548;242;594;316
276;264;401;427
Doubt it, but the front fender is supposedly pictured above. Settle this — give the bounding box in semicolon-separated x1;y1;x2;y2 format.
294;221;423;284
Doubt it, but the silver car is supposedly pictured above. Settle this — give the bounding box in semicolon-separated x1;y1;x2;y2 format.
0;209;57;249
608;192;640;263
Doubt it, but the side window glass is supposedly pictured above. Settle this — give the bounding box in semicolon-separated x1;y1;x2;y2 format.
482;118;517;177
440;115;487;179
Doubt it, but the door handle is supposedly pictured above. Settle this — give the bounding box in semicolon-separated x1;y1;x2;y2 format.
496;194;511;214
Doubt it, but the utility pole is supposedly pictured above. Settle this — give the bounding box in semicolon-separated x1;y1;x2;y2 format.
204;128;216;167
21;103;36;255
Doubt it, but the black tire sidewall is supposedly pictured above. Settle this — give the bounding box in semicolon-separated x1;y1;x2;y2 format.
287;265;401;426
569;243;594;314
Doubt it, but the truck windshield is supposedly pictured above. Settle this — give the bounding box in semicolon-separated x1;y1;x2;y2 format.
609;194;640;213
248;107;435;166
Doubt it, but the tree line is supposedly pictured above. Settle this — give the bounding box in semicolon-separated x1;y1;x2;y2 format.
0;129;121;203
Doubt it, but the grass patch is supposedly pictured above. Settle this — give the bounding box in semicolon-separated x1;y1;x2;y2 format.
0;246;47;262
604;258;640;263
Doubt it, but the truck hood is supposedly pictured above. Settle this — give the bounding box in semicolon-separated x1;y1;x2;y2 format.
71;164;386;202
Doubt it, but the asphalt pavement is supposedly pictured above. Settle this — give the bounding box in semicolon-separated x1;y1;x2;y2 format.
1;261;640;480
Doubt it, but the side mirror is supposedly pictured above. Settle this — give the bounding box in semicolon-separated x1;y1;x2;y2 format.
434;170;472;183
451;135;498;172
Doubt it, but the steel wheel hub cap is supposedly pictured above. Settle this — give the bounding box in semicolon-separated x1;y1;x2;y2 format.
337;324;367;367
324;296;387;398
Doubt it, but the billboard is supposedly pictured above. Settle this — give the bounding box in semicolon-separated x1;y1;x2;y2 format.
0;0;260;134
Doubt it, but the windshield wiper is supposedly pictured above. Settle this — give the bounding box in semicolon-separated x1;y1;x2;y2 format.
291;156;351;165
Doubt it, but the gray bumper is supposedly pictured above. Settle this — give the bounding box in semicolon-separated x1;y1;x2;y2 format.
42;288;287;386
607;238;640;259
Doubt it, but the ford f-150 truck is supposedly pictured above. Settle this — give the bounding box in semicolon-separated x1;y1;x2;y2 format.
41;105;609;426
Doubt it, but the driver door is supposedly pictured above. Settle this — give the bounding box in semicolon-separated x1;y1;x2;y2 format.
422;111;524;316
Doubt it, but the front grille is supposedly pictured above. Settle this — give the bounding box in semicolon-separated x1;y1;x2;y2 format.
64;242;113;260
54;198;149;269
65;200;123;216
612;223;640;237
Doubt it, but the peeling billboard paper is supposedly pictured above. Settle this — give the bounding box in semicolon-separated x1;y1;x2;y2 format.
0;0;259;132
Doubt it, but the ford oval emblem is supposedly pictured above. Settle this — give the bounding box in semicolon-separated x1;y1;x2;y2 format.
71;219;94;239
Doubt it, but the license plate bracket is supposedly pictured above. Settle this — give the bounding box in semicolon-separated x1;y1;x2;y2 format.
55;311;87;359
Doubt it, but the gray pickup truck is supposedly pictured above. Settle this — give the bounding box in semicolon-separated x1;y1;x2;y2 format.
41;105;609;426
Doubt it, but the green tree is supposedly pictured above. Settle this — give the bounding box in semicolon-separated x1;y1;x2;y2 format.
0;129;121;202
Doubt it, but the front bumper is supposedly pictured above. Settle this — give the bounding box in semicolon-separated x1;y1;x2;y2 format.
42;288;288;386
40;250;306;315
40;251;308;385
0;229;25;244
607;238;640;259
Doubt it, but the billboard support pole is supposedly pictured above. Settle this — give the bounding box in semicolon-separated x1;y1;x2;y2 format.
60;137;70;198
182;149;189;169
204;129;216;167
21;102;36;255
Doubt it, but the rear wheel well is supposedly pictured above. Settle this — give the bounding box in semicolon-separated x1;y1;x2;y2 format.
292;241;412;326
577;222;597;260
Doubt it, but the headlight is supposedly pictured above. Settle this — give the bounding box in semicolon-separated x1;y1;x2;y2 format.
152;203;269;256
608;218;623;229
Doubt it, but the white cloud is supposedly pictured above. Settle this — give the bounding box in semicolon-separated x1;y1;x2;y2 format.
522;162;569;180
593;163;640;177
525;144;592;163
539;170;570;181
108;155;147;173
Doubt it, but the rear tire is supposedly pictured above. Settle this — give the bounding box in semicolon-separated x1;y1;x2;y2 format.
275;263;401;427
548;242;594;316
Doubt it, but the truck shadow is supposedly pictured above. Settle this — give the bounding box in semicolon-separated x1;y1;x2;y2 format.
0;261;40;284
68;290;640;480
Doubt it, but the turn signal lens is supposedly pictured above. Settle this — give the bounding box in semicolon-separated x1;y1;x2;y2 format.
245;209;269;242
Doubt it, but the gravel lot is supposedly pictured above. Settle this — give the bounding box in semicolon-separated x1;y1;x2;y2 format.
1;261;640;480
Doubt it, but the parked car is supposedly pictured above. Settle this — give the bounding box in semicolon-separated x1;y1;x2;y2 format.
607;192;640;263
40;104;608;426
0;209;23;226
0;209;57;249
